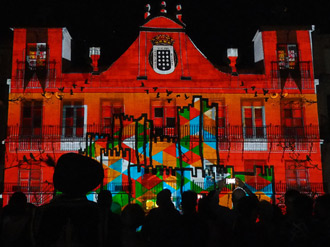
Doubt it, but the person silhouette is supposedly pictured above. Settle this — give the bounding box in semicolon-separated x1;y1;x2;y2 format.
180;190;207;247
142;189;181;247
314;194;330;247
33;153;104;247
121;203;145;247
97;190;122;247
0;191;35;247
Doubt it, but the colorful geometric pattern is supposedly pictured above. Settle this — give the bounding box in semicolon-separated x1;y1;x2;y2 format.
83;96;274;209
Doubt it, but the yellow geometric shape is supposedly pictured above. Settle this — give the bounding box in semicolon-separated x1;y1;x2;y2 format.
219;193;232;209
163;178;177;190
190;159;203;168
162;152;177;167
104;167;122;183
152;142;172;156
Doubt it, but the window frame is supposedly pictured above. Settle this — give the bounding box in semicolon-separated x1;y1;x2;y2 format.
62;101;87;138
285;160;309;187
151;100;176;137
100;99;124;134
242;105;266;139
281;99;305;138
277;43;299;70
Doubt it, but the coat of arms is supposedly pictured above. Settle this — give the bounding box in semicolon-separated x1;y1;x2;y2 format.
150;35;177;74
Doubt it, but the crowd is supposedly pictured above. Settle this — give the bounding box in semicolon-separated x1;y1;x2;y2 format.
0;153;329;247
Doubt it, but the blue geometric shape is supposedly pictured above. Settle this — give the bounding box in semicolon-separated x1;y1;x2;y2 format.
259;183;273;194
180;145;190;154
123;166;143;180
204;139;216;150
110;159;123;173
109;174;122;186
138;143;150;157
190;116;200;135
152;151;163;164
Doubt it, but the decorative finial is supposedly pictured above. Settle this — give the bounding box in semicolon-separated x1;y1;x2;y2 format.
145;3;151;11
145;4;151;19
176;4;182;21
160;1;167;13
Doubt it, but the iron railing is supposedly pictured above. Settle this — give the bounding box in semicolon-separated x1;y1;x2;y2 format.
14;60;57;89
3;181;324;195
3;182;54;193
7;124;320;142
271;61;313;90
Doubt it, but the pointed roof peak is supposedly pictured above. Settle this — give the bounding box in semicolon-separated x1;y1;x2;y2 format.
143;2;185;28
141;16;185;30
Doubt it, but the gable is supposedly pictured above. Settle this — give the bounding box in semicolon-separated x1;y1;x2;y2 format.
142;16;184;29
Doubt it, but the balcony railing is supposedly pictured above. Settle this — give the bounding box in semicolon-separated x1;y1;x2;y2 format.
271;61;313;90
7;124;320;143
13;60;57;89
3;182;54;193
3;182;324;195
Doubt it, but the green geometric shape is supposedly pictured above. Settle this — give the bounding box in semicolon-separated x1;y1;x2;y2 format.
181;160;190;168
136;122;144;134
235;174;246;182
180;141;190;151
191;145;201;156
258;174;273;182
112;192;130;208
202;100;211;113
179;108;190;120
135;181;147;198
137;140;145;149
190;181;204;193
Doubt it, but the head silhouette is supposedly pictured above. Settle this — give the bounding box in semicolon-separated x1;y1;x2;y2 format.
97;190;113;208
284;189;300;216
121;203;145;230
8;191;27;213
182;190;197;213
53;153;104;196
156;189;172;208
232;187;246;209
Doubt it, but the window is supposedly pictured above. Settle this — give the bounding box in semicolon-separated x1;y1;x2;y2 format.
244;160;265;173
26;43;47;69
281;100;304;138
244;160;266;185
285;161;309;187
242;101;265;138
19;162;42;204
21;100;42;137
62;101;86;138
101;100;123;134
277;44;298;70
19;101;42;150
206;100;227;138
151;100;176;136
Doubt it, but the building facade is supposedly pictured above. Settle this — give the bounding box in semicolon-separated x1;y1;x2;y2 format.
3;12;324;209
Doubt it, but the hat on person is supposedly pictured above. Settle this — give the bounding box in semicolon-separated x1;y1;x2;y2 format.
53;153;104;195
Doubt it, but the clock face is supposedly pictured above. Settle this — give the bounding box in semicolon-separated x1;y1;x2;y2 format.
149;45;178;75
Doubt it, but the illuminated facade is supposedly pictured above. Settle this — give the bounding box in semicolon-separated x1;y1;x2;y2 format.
3;11;324;209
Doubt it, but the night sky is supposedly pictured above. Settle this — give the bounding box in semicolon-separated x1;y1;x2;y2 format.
1;0;330;69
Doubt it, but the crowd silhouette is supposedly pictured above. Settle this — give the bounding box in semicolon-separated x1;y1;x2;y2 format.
1;153;330;247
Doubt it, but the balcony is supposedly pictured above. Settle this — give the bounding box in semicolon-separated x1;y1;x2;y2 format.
6;124;320;151
3;181;324;196
13;60;57;89
3;182;54;193
271;61;313;90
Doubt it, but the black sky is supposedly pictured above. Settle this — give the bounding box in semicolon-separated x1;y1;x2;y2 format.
1;0;330;68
